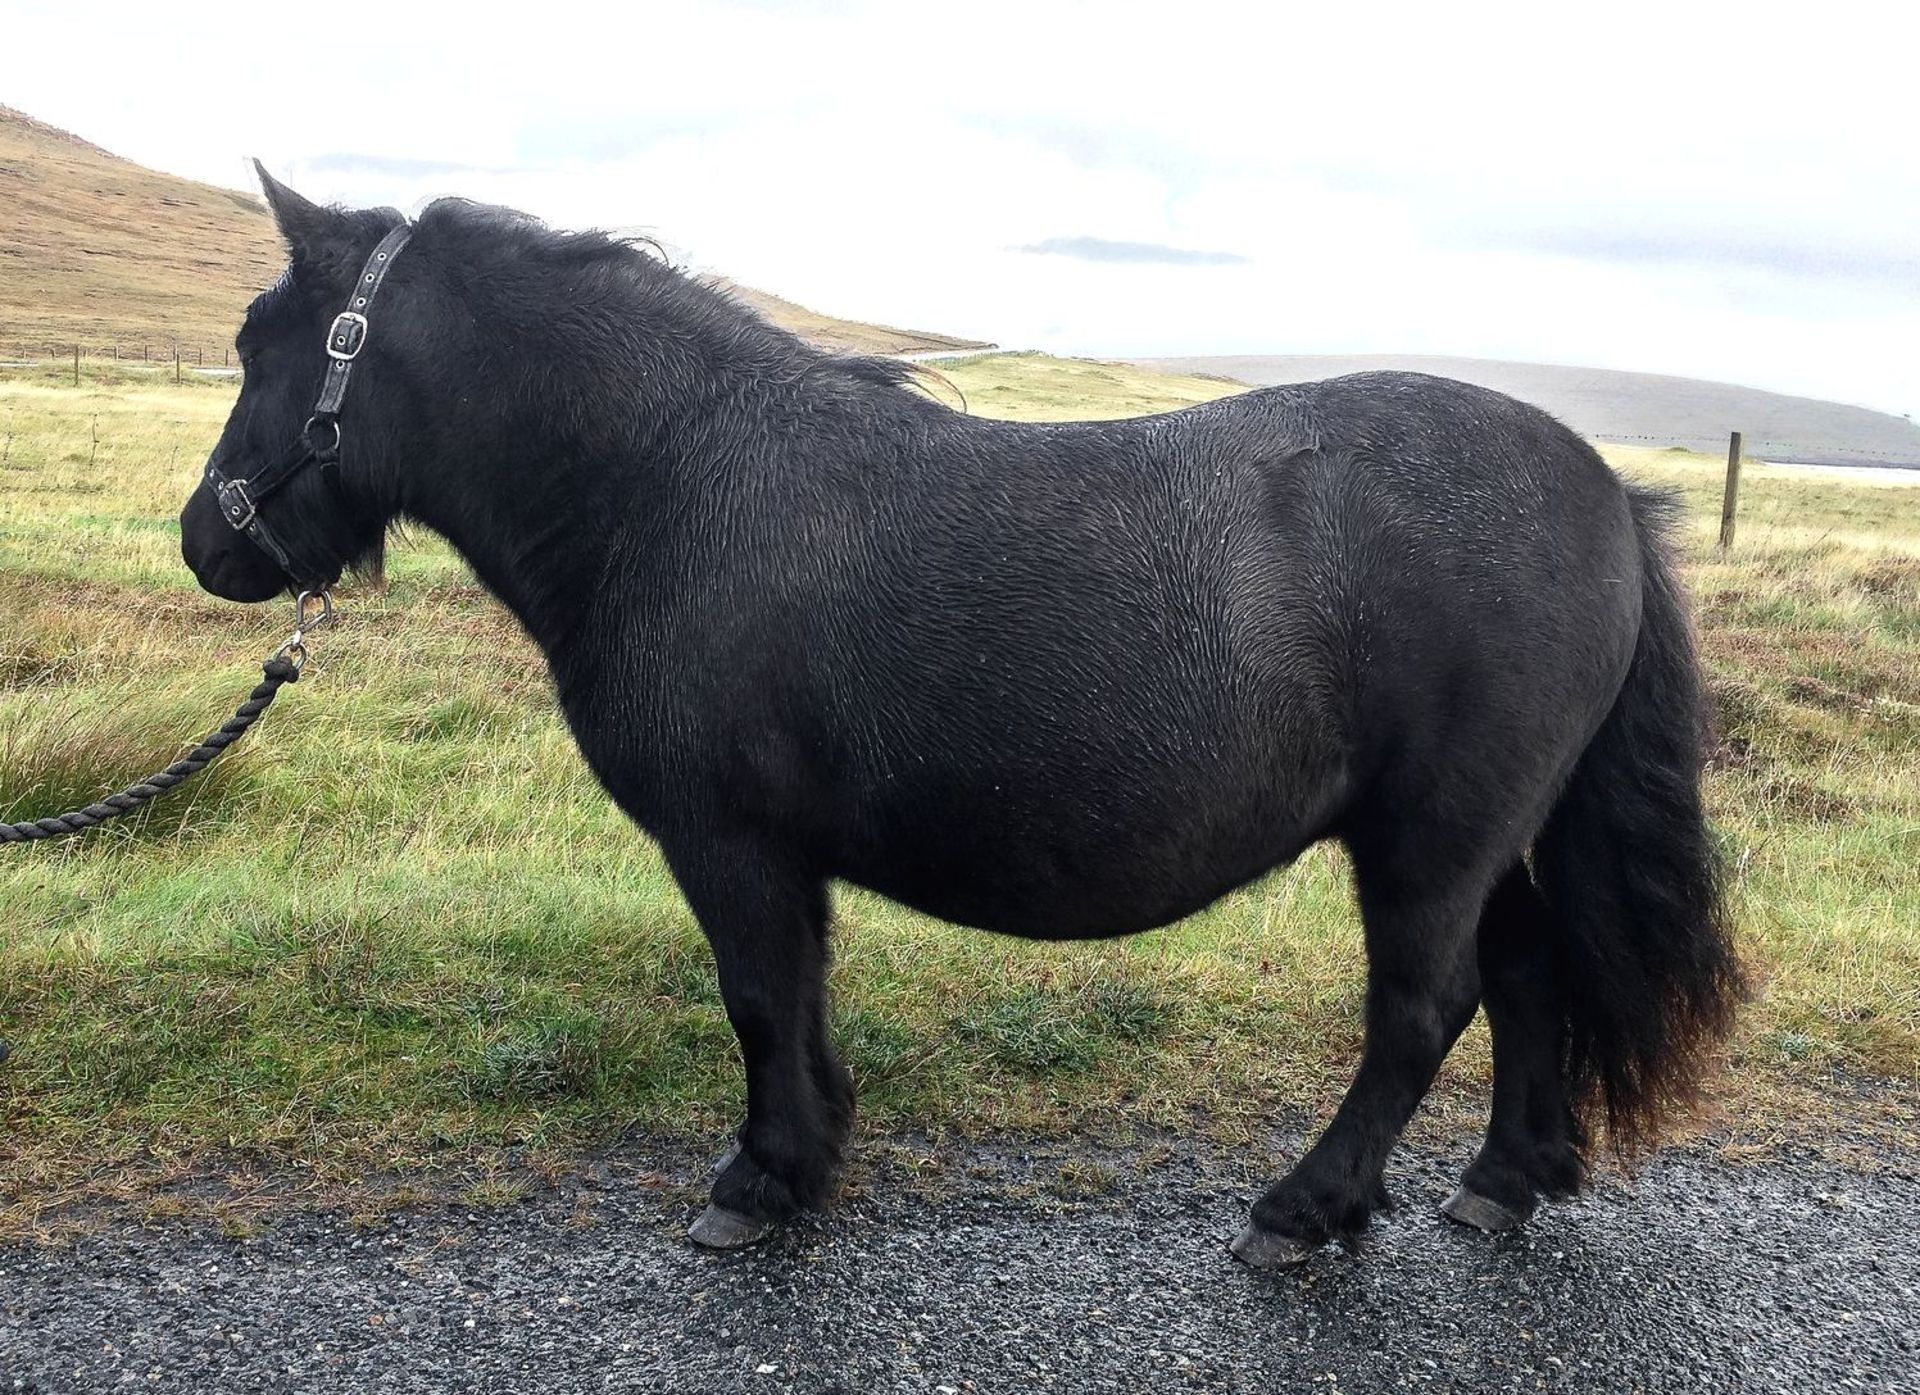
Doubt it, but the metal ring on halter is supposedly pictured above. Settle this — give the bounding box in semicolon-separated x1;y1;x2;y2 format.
304;416;343;458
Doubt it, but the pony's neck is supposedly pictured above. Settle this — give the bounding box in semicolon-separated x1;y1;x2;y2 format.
395;268;807;662
402;458;624;663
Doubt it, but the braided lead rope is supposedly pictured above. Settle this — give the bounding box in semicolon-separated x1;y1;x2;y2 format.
0;656;301;844
2;593;329;847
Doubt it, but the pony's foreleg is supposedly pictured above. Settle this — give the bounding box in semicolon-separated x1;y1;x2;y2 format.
1233;847;1490;1267
665;835;851;1248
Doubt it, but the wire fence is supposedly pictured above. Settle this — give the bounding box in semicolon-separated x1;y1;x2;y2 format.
1;341;236;369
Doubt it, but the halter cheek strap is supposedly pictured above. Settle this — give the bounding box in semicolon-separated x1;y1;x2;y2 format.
315;223;410;415
207;222;413;581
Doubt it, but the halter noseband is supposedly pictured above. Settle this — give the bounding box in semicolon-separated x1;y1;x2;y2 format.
206;222;413;581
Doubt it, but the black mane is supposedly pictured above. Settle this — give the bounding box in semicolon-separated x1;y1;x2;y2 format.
408;196;926;398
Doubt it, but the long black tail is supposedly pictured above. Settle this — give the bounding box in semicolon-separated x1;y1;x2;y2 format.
1532;486;1747;1154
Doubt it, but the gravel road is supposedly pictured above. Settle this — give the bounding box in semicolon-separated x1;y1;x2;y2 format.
3;1134;1915;1393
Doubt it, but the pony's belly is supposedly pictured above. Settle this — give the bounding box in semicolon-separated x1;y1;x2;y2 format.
834;800;1312;940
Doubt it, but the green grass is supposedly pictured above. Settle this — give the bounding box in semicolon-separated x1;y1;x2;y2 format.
2;359;1916;1233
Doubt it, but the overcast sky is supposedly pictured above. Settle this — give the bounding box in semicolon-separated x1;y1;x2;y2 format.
7;0;1915;414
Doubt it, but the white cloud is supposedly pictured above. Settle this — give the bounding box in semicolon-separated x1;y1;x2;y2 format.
4;0;1914;412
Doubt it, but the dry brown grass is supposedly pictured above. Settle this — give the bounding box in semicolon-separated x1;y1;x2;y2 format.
0;106;282;356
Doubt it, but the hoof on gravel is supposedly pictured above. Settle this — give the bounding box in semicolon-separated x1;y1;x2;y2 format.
712;1139;742;1176
1441;1186;1527;1233
688;1204;772;1250
1230;1225;1319;1269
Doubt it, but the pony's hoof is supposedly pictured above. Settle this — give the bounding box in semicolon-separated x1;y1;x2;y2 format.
1441;1186;1527;1233
1230;1224;1319;1269
688;1204;772;1250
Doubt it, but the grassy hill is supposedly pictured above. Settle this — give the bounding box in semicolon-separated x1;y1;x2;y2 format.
0;104;985;361
721;284;987;357
0;106;283;357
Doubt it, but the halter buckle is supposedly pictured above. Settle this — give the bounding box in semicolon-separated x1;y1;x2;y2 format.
214;476;258;531
326;311;369;360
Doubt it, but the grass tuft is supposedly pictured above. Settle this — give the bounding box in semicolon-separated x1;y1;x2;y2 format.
464;1012;607;1103
957;987;1108;1075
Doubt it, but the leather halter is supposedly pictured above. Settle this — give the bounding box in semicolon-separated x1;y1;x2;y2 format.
205;222;413;581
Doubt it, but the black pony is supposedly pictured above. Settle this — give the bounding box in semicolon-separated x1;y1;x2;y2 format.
180;172;1744;1266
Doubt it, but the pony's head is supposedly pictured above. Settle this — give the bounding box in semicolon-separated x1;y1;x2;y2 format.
180;167;412;602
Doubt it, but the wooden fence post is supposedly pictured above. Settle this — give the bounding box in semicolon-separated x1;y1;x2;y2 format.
73;343;81;386
1718;431;1743;550
173;341;182;386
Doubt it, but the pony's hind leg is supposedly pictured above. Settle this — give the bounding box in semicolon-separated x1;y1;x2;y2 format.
1233;846;1490;1268
665;835;852;1249
1443;864;1585;1231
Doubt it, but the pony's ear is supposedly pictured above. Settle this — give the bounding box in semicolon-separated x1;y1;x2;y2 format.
254;161;356;280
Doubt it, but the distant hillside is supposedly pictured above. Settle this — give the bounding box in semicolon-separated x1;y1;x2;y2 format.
0;105;283;355
723;285;986;357
1135;354;1920;469
0;104;984;360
